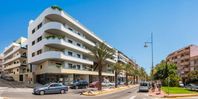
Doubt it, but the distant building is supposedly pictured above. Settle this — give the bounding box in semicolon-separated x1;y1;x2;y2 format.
2;37;33;83
0;54;3;74
166;45;198;82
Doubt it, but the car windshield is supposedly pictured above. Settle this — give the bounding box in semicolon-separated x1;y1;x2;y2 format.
140;83;148;86
43;84;50;87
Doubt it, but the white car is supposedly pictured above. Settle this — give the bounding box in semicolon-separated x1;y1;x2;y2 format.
139;82;150;92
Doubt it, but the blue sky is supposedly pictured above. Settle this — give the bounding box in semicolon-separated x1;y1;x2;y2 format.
1;0;198;74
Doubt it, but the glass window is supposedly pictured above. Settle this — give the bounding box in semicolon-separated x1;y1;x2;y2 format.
68;51;73;56
77;54;81;58
32;52;35;57
37;49;42;55
68;39;73;44
37;23;42;29
68;27;73;31
77;65;80;69
68;63;72;68
37;36;42;42
32;41;35;46
32;29;35;34
77;43;81;47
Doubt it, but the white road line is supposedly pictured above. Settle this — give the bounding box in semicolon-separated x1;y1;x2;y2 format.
129;96;136;99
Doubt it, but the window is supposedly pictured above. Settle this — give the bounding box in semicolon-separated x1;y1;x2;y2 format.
68;27;73;31
68;51;73;56
77;43;81;47
68;39;73;44
68;63;72;68
37;36;42;42
72;65;76;69
32;52;35;57
77;32;81;36
77;54;81;58
40;65;42;69
37;23;42;29
17;69;19;72
37;49;42;55
77;65;80;69
32;41;35;46
32;29;35;34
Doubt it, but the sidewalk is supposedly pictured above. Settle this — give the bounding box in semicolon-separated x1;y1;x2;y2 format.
148;88;165;98
82;84;138;96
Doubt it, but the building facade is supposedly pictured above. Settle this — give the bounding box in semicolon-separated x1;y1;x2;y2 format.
2;37;33;83
0;54;3;74
166;45;198;82
28;6;117;85
117;51;139;84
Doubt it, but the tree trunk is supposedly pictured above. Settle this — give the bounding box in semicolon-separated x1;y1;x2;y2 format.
115;70;118;88
98;63;102;90
126;73;128;86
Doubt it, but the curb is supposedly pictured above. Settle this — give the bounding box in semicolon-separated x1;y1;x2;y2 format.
82;85;138;96
164;94;198;98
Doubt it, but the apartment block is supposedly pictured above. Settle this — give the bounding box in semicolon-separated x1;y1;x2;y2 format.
28;6;117;85
0;54;3;74
166;45;198;81
117;51;139;84
2;37;33;83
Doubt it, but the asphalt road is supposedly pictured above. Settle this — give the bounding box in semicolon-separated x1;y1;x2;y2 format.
0;86;155;99
1;86;198;99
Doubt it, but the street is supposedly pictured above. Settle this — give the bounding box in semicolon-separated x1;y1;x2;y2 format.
0;86;197;99
0;86;151;99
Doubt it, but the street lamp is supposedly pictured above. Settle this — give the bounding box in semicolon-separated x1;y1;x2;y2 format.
144;32;154;80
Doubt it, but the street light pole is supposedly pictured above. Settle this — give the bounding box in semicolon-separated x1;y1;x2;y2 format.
144;32;154;80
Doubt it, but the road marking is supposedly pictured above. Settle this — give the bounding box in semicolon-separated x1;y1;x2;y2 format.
129;96;136;99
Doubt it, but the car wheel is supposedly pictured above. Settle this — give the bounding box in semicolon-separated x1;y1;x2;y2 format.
39;91;45;95
60;90;65;94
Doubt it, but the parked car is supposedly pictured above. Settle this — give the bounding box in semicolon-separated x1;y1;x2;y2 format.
186;84;198;91
179;83;184;87
2;75;14;81
102;81;115;87
139;82;150;92
70;80;88;89
33;83;68;95
89;81;99;88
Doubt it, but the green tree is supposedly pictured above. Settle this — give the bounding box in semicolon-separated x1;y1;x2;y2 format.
91;42;115;90
112;63;124;88
123;63;134;85
187;70;198;83
153;60;181;87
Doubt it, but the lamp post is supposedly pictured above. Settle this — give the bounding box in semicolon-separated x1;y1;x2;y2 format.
144;32;154;80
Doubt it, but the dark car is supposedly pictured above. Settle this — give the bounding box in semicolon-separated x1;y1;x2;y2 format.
2;75;14;81
70;80;88;89
33;83;68;95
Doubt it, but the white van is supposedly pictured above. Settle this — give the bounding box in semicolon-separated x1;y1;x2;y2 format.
139;82;150;92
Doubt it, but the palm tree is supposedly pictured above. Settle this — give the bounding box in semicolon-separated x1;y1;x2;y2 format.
123;63;133;85
112;62;123;88
91;42;115;90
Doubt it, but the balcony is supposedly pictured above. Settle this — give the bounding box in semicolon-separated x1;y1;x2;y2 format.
4;63;27;70
61;68;114;76
32;21;95;47
30;51;93;65
3;54;27;65
43;38;91;55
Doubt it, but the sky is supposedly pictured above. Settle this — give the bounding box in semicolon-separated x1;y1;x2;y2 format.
1;0;198;74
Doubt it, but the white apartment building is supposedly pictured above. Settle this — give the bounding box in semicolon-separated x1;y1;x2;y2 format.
2;37;33;83
0;54;3;74
28;6;117;84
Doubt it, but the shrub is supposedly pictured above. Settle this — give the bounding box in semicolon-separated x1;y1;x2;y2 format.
51;5;63;11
